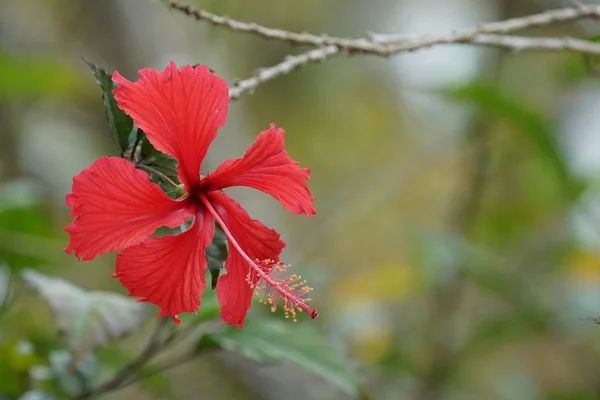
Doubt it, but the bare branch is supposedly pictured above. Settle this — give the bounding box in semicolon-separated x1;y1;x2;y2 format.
167;1;374;51
168;0;600;56
226;33;600;100
468;34;600;54
228;46;339;100
370;31;600;56
168;0;600;100
373;3;600;45
75;319;170;399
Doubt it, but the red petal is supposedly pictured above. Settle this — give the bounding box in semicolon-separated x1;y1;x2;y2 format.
207;191;285;327
114;209;214;324
65;157;193;261
112;62;229;188
205;124;316;216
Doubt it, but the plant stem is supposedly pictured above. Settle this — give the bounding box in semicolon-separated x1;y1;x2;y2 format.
137;164;180;189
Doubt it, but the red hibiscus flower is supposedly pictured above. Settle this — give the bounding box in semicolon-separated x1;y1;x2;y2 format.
65;62;317;327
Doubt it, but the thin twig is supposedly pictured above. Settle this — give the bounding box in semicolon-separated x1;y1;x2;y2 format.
172;0;600;100
372;33;600;56
168;0;600;56
467;34;600;53
115;347;216;391
167;1;372;51
137;164;180;188
226;32;600;100
75;319;170;399
229;45;339;100
168;1;600;100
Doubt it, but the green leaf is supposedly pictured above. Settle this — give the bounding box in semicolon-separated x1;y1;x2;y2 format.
443;81;582;198
85;60;180;193
206;223;228;289
139;137;177;172
22;270;146;364
197;320;363;397
84;60;133;152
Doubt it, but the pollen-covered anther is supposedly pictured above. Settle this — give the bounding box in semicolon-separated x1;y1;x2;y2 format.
246;258;318;321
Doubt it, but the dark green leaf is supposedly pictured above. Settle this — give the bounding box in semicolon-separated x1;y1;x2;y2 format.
443;81;583;199
197;320;362;397
138;137;179;190
84;60;133;152
157;221;229;291
85;61;179;184
191;64;216;74
206;223;228;289
22;270;146;364
140;137;177;172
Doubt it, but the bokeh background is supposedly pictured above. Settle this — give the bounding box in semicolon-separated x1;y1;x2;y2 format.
4;0;600;399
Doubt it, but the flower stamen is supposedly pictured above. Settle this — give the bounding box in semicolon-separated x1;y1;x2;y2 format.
200;195;318;322
247;259;317;322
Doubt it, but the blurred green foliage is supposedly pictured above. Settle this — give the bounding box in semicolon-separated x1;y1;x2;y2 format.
4;0;600;399
0;49;88;100
0;65;362;400
198;320;363;398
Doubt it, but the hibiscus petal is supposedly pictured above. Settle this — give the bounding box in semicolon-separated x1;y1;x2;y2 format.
205;124;316;216
207;191;285;327
114;209;214;324
65;156;193;261
112;62;229;188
